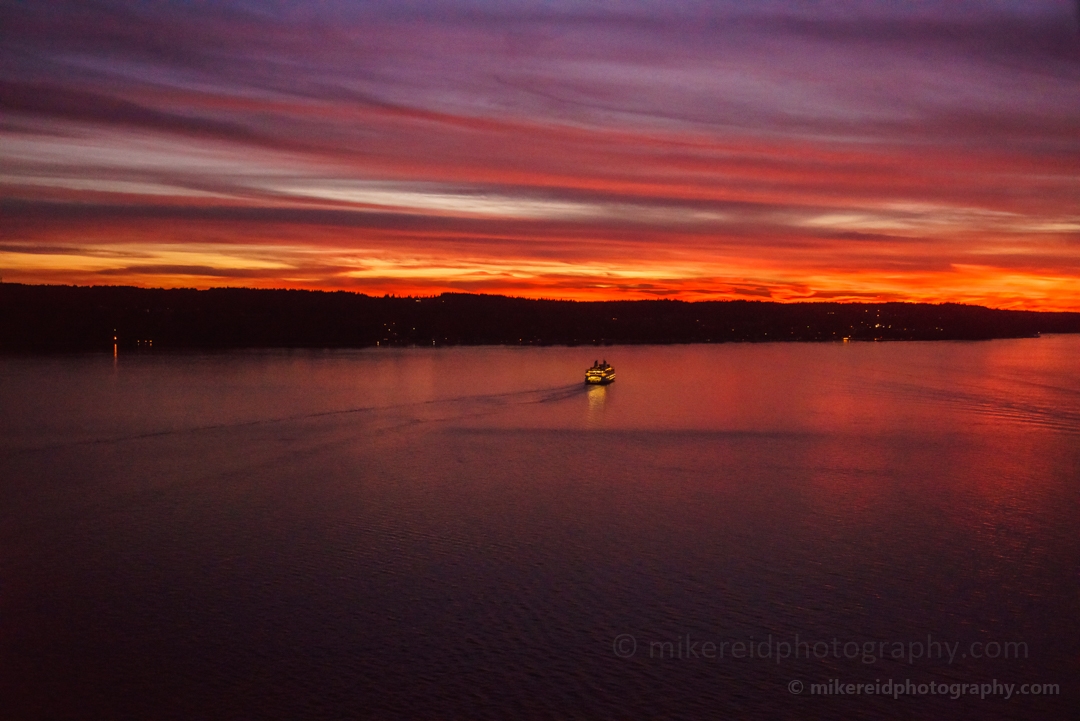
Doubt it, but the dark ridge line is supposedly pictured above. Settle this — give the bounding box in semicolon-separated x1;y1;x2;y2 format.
2;282;1079;353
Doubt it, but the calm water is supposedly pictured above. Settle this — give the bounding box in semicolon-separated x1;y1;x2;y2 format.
2;339;1078;719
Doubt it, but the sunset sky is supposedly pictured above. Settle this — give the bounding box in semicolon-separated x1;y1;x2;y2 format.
2;0;1079;308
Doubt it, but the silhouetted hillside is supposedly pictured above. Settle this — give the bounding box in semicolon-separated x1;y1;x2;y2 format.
2;283;1078;352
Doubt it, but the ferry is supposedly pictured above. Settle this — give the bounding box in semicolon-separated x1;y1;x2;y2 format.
585;360;615;385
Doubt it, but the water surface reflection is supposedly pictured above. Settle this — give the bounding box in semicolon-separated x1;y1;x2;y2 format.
1;338;1077;719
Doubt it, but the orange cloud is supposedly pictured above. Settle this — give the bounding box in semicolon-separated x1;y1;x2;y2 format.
2;2;1078;309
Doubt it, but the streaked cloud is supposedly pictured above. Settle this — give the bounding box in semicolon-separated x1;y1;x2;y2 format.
1;1;1078;308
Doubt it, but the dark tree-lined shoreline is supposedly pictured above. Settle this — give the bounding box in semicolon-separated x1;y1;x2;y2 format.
2;283;1078;353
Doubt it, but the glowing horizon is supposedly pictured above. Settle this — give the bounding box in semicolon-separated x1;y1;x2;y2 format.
2;1;1079;310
